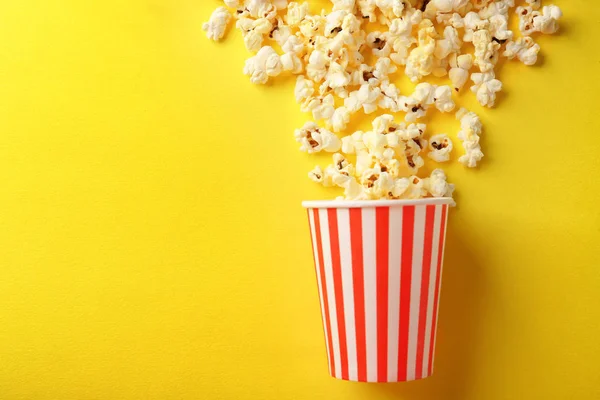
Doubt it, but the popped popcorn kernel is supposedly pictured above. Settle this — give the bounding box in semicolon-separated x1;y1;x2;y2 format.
428;134;453;162
295;122;341;153
203;7;232;41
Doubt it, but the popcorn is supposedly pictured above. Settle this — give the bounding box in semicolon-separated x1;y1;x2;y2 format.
345;84;382;114
367;32;393;57
504;37;540;66
456;108;484;167
243;0;277;19
325;10;348;37
361;166;395;199
271;18;292;46
428;0;471;14
202;7;231;41
424;169;455;198
372;114;400;134
299;14;326;38
428;133;453;162
389;177;410;199
286;2;309;26
379;80;402;112
282;35;305;55
373;57;397;79
449;53;473;91
389;34;417;66
463;12;489;42
472;29;500;72
332;0;357;13
470;71;502;107
295;122;341;153
472;0;493;10
341;131;367;154
308;165;332;186
405;20;437;82
324;61;352;90
306;50;329;82
516;6;537;36
533;5;562;34
302;94;336;121
403;176;427;199
204;0;564;201
328;106;352;132
488;14;513;41
294;76;314;102
478;0;514;20
272;0;289;10
358;0;378;22
243;46;283;84
281;52;304;73
224;0;240;8
437;12;465;28
435;26;462;60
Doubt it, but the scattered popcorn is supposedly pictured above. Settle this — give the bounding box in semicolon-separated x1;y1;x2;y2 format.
435;26;462;60
286;2;309;26
516;6;537;36
224;0;240;8
428;133;454;162
449;53;473;91
202;7;231;41
405;20;437;82
302;94;336;121
328;106;352;132
243;46;282;84
472;29;500;72
504;37;540;65
471;71;502;107
427;0;472;14
345;84;382;114
533;5;562;34
424;169;456;201
456;108;484;167
205;0;563;201
295;122;341;153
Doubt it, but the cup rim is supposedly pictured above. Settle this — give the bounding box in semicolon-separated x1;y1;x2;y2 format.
302;197;454;209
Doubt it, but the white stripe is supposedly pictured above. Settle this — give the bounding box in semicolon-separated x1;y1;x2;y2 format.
430;206;449;373
309;209;332;376
422;205;442;377
386;206;403;381
361;207;377;382
406;205;425;380
319;208;341;378
337;209;357;381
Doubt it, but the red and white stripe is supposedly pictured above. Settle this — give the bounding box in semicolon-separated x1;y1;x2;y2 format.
306;201;450;382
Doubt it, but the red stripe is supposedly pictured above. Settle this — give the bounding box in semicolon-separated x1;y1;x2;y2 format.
313;209;335;376
427;204;448;376
308;209;330;365
327;209;348;380
375;207;389;382
349;208;366;382
415;205;436;379
397;205;415;381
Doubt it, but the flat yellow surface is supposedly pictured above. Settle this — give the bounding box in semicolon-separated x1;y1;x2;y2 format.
0;1;599;399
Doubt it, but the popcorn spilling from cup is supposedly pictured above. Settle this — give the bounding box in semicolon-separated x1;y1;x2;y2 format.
203;0;562;201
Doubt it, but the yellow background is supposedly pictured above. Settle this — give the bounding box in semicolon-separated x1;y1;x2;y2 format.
0;1;599;399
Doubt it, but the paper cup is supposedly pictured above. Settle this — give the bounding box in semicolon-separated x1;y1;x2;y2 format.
303;198;452;383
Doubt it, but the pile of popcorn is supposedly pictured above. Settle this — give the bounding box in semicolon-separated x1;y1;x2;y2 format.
203;0;562;200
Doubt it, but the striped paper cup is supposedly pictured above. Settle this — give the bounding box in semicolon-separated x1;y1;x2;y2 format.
303;198;452;383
